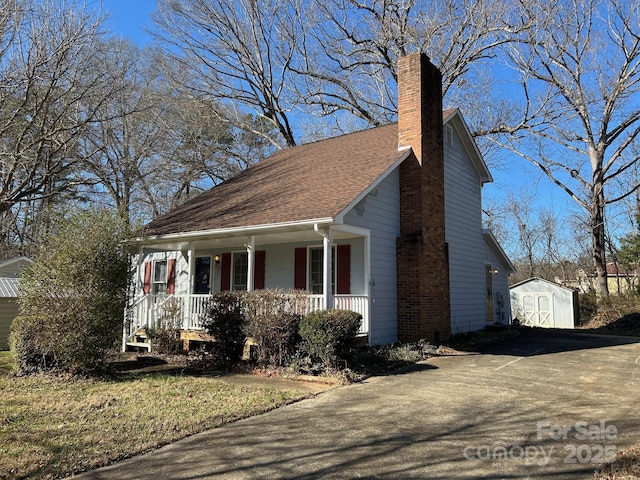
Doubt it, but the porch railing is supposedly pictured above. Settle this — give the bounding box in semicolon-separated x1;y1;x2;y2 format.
306;294;369;334
124;293;370;345
124;294;211;342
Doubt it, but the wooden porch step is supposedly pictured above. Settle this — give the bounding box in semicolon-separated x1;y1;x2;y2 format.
125;341;151;353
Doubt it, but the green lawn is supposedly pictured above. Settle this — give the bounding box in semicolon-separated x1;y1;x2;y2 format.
0;351;310;479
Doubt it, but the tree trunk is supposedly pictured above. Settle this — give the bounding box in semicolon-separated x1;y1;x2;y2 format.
591;174;609;297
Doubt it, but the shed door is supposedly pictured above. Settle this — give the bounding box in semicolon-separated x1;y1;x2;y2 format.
521;294;553;328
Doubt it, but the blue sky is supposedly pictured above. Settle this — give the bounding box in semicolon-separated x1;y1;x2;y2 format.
103;0;156;45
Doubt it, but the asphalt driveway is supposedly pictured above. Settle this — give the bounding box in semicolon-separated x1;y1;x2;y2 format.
76;330;640;479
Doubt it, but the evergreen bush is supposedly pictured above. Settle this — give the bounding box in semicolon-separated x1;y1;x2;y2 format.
10;210;131;374
298;309;362;367
201;291;247;368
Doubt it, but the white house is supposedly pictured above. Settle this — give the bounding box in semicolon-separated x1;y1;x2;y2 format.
126;53;514;350
510;277;578;329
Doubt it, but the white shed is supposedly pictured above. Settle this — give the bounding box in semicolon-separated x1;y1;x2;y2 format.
0;257;33;350
510;277;578;329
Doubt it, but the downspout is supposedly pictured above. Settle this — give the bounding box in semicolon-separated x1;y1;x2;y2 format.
314;224;333;309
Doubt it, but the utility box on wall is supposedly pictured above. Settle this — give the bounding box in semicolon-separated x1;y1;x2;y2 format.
510;277;578;329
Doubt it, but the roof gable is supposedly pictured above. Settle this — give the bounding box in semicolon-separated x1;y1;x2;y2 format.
510;276;577;292
145;111;490;238
0;257;32;278
444;109;492;184
483;230;516;274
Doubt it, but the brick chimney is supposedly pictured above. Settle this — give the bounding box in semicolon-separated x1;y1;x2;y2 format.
396;53;451;343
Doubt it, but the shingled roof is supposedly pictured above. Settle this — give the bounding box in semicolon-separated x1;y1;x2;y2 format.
145;113;455;237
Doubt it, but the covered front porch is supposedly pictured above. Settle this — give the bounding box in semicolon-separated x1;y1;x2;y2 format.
124;222;372;350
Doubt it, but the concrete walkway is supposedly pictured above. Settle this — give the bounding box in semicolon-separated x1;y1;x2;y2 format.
75;331;640;479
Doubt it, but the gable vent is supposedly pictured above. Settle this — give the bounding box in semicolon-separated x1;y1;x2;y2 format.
445;124;453;146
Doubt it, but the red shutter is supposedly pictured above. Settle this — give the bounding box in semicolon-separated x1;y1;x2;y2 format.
254;250;265;290
294;247;307;290
143;262;152;294
166;259;176;294
336;244;351;294
220;253;231;291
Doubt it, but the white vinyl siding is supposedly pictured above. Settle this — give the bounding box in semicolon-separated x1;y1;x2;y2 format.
444;123;493;333
136;252;188;296
344;169;400;345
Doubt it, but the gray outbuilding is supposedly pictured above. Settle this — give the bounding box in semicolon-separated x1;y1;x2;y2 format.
0;257;32;350
510;277;578;329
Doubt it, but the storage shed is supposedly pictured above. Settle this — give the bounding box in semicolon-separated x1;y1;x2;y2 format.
510;277;578;329
0;257;32;350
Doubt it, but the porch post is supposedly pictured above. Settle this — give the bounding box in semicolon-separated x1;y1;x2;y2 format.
246;235;255;291
323;228;333;310
364;231;371;337
187;245;195;329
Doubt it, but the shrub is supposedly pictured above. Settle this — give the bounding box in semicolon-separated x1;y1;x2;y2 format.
244;290;306;367
10;209;130;375
201;291;247;368
298;309;362;367
147;298;183;355
10;314;52;374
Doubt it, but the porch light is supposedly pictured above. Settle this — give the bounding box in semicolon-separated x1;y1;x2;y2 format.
492;268;499;275
214;254;220;264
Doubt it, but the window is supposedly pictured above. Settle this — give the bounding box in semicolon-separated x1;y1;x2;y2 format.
232;252;248;291
153;260;167;295
309;247;335;294
194;256;211;294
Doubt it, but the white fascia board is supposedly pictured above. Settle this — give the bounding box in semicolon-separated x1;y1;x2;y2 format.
483;229;516;273
510;276;575;291
334;149;413;224
141;217;336;246
446;110;493;184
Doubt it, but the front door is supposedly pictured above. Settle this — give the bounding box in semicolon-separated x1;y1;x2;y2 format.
194;256;211;294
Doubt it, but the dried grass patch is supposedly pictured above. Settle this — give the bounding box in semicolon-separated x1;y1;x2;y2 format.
0;366;308;479
595;444;640;479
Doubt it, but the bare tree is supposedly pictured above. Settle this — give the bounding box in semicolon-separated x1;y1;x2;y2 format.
81;40;275;224
154;94;274;213
296;0;520;132
152;0;523;145
79;40;168;225
485;0;640;296
0;0;126;216
152;0;303;148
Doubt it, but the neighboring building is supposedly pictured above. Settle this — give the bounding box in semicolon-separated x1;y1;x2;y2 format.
560;262;639;295
510;277;578;329
126;53;514;350
603;262;638;295
0;257;33;350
